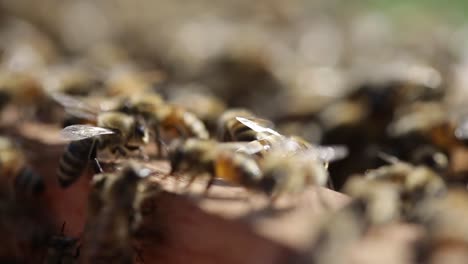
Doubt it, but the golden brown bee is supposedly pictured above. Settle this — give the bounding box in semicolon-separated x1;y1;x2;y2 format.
344;156;446;221
258;150;333;197
41;63;101;96
168;138;345;196
168;138;263;191
168;88;226;132
388;102;459;150
0;136;44;197
217;108;268;142
116;92;209;155
82;164;153;264
343;176;401;225
103;65;165;97
0;71;46;113
57;111;150;188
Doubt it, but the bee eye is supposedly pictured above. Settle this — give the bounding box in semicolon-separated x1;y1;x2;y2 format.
135;124;146;137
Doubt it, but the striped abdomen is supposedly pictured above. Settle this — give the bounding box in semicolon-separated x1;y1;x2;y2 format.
57;138;95;188
226;119;258;141
14;166;45;196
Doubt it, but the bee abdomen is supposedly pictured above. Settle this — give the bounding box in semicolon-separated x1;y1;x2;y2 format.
231;122;257;141
14;167;45;196
57;139;95;188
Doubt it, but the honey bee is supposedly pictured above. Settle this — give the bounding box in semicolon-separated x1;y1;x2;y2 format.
258;146;347;197
82;164;152;264
169;138;346;196
41;63;101;96
44;222;80;264
0;70;47;115
0;136;44;197
168;138;263;191
217;109;272;142
343;176;401;225
57;111;149;188
116;92;209;155
346;155;446;219
168;88;226;132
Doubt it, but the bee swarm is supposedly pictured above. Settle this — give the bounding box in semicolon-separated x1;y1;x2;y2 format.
1;1;468;264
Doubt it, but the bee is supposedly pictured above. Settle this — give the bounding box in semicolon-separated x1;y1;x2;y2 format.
343;176;401;225
57;110;149;188
0;71;47;114
168;138;346;196
413;189;468;263
0;136;44;197
82;164;152;264
168;88;226;133
217;109;271;142
44;222;80;264
41;63;101;96
258;146;347;197
116;92;209;155
347;155;446;218
103;64;165;97
168;138;263;192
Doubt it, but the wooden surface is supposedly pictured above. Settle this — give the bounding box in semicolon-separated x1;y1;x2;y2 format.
13;122;420;264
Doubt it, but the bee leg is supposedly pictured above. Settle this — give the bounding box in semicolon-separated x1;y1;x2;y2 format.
155;127;164;159
87;139;103;174
93;158;104;173
203;175;216;195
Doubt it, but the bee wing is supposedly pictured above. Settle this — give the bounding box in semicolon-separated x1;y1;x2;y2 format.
235;117;282;136
50;92;99;120
235;141;269;155
301;145;349;163
60;125;115;140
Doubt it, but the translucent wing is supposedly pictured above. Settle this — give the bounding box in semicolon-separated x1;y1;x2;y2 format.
235;117;282;136
235;141;269;155
301;145;349;163
60;125;115;140
51;92;99;120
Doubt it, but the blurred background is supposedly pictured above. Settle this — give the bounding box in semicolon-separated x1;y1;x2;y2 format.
2;0;468;189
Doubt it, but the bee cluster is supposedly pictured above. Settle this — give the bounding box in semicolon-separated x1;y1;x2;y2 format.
1;1;468;263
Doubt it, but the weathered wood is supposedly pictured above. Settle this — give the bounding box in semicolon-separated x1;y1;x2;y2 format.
15;122;419;264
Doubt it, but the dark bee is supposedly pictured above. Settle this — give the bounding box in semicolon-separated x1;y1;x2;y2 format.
82;164;152;264
0;136;44;197
57;111;149;188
